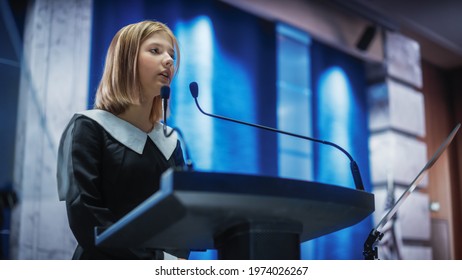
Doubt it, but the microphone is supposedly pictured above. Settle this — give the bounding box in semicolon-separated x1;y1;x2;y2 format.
188;81;365;191
160;86;172;137
160;86;194;170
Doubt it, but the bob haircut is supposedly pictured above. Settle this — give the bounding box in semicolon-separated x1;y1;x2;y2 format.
94;20;180;122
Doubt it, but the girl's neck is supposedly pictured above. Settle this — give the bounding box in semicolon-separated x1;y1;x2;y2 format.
118;102;154;133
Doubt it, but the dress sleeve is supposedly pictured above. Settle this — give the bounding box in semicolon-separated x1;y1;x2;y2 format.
63;117;115;248
57;116;157;259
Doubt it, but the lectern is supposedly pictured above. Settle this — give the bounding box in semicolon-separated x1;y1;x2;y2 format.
95;169;374;259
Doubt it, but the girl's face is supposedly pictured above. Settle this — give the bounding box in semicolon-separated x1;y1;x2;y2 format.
137;31;175;101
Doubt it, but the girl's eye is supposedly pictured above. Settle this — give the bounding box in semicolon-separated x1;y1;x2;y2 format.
150;48;159;54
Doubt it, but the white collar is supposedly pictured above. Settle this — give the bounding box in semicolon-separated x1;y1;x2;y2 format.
77;109;178;159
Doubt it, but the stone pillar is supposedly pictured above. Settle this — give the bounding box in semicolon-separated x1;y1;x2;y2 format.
367;31;431;259
11;0;92;259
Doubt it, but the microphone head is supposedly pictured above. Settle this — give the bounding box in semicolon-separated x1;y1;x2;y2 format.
160;85;170;99
189;82;199;98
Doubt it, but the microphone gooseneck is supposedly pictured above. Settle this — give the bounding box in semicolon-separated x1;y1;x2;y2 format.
160;85;194;170
188;81;365;191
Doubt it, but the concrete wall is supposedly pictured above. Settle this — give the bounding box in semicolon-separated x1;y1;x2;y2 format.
368;32;430;259
11;0;92;259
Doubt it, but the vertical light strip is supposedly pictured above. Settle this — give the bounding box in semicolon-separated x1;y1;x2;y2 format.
317;67;352;186
173;16;214;170
276;23;313;181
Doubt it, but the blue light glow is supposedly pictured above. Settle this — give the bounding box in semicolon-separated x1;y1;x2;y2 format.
317;66;353;187
172;16;215;170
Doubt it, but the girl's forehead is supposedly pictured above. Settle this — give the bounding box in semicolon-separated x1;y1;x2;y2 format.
143;32;173;46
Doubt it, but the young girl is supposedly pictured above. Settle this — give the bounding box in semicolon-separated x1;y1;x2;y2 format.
57;20;188;260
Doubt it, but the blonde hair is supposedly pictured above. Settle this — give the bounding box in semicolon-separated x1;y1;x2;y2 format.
94;20;180;122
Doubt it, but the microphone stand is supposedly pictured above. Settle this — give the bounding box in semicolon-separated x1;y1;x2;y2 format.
160;86;194;171
188;82;365;191
363;123;460;260
363;229;384;260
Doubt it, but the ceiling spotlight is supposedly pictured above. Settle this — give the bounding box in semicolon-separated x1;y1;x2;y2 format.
356;25;377;51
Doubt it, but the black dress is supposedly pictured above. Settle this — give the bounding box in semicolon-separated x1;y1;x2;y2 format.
57;109;189;259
